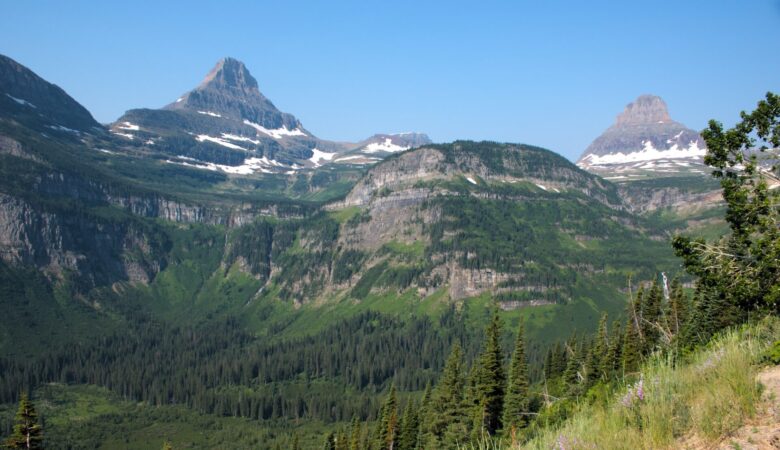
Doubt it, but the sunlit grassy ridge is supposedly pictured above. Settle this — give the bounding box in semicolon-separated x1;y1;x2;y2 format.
516;317;779;450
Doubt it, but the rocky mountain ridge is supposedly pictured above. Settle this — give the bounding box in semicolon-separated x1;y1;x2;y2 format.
577;95;707;178
110;57;431;175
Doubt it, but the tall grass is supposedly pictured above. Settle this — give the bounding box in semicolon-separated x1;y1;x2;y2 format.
518;317;779;450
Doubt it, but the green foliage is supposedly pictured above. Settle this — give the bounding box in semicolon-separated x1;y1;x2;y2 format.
502;321;530;433
3;393;42;449
673;92;780;329
762;340;780;365
472;311;506;436
423;344;470;449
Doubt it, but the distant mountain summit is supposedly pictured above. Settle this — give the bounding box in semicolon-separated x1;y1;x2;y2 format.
164;57;302;132
577;95;706;178
112;57;429;174
0;54;101;133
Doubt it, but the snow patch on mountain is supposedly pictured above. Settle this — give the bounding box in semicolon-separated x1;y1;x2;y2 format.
309;148;336;166
363;138;409;154
117;122;140;131
48;124;80;133
196;134;249;151
221;133;260;145
168;154;302;175
580;141;705;166
5;93;36;108
243;120;307;139
197;111;222;118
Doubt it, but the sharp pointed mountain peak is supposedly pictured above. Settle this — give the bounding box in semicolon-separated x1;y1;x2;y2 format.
615;94;673;126
199;57;259;92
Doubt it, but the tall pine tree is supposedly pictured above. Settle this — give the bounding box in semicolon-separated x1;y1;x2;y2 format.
502;320;530;433
4;393;43;450
423;343;469;449
472;311;506;435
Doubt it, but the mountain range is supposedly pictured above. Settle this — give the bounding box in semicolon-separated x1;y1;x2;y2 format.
110;57;431;175
0;53;730;447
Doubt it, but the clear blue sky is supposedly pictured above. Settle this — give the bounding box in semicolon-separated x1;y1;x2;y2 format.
2;0;779;160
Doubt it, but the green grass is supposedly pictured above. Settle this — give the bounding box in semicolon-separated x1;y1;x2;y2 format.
519;317;780;449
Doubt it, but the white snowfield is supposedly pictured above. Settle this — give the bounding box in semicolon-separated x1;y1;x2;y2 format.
112;131;134;139
196;134;249;151
168;155;301;175
5;93;36;108
197;111;222;118
334;155;381;163
221;133;261;145
48;124;80;133
309;148;336;166
243;120;307;139
117;122;140;131
363;138;409;154
466;177;478;185
581;140;705;166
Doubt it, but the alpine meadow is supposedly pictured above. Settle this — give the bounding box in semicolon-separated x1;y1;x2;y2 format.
0;2;779;449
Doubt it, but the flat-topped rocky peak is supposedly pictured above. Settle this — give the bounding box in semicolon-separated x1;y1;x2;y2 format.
615;94;673;126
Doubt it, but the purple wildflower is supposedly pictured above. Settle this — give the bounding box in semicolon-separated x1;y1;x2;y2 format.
636;376;644;401
557;434;567;450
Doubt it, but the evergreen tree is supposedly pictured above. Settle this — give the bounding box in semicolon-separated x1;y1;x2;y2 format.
398;400;419;450
472;311;506;435
502;320;530;432
673;93;780;318
349;418;361;450
293;433;302;450
4;393;43;449
591;314;608;380
622;316;642;374
666;277;688;337
337;427;349;450
640;281;663;353
323;431;337;450
375;385;398;450
422;344;469;449
562;337;583;395
603;321;623;378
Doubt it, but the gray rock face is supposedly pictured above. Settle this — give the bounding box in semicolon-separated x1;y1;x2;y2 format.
0;192;164;287
0;54;101;132
164;57;302;131
577;95;707;176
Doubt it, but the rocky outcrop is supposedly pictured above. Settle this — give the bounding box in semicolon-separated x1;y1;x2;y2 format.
618;182;723;213
0;193;165;287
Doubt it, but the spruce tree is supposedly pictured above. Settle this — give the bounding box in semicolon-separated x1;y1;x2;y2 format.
293;433;302;450
562;337;583;395
349;417;361;450
502;320;530;432
375;384;398;450
323;432;336;450
622;317;642;374
590;313;609;381
472;311;506;435
422;344;469;449
4;393;43;450
398;400;419;450
602;321;623;378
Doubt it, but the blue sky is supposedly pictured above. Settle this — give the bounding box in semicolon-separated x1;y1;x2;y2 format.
2;0;778;161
